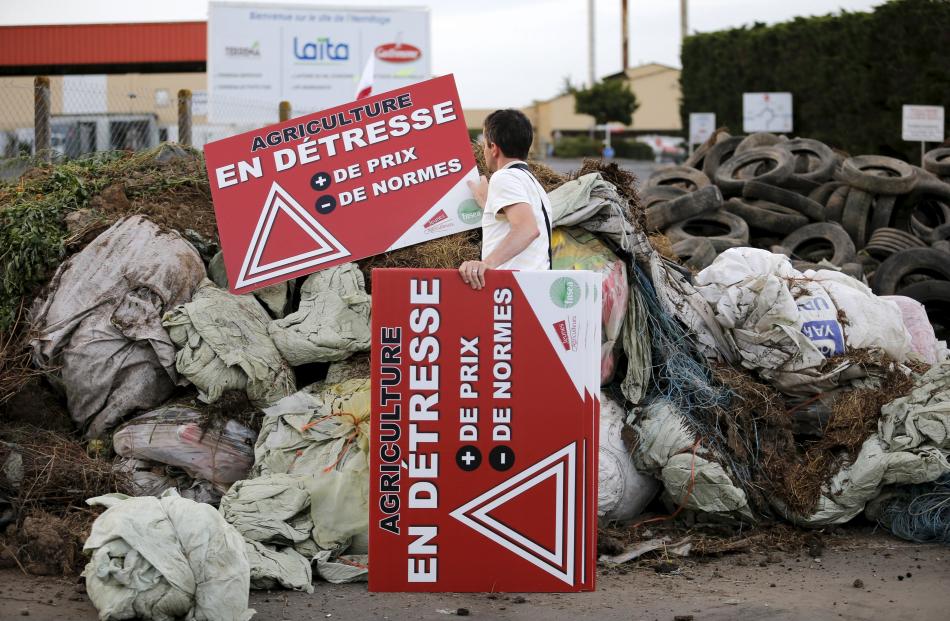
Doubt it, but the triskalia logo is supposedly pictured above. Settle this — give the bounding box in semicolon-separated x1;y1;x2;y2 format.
234;182;350;289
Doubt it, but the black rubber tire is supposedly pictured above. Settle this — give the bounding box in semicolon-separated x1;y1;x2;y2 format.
665;209;750;251
864;227;927;260
672;237;717;271
776;174;822;196
841;189;873;248
743;179;826;222
872;248;950;295
925;222;950;243
724;197;809;235
715;147;795;196
911;203;950;240
894;280;950;341
841;262;864;280
809;181;844;208
923;148;950;177
735;132;786;154
644;166;712;192
836;155;918;195
781;222;856;266
702;136;744;181
645;185;723;231
784;138;837;182
933;241;950;254
869;194;897;232
826;184;851;222
641;186;689;209
892;178;950;236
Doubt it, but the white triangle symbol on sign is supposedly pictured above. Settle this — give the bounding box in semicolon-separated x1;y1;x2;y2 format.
449;443;576;585
234;181;350;290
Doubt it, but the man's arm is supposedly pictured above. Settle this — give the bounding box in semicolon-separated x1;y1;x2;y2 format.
459;202;539;290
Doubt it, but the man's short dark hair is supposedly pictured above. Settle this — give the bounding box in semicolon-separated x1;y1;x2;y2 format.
483;109;533;160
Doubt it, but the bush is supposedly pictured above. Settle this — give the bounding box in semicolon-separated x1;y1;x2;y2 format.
553;136;601;158
614;139;656;161
680;0;950;161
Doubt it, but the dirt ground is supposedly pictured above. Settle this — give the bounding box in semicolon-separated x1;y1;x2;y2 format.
1;530;946;621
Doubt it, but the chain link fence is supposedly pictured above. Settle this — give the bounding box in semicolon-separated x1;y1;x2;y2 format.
0;75;290;176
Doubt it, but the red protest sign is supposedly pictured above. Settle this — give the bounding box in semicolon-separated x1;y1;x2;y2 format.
369;269;601;592
203;75;479;294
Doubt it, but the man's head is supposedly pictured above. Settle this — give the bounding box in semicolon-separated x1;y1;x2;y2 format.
482;109;533;171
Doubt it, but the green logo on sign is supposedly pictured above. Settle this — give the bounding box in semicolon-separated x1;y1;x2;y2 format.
457;199;483;225
550;276;580;309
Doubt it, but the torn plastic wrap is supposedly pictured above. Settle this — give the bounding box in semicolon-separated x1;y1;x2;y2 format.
694;247;913;397
112;406;256;492
783;361;950;526
632;399;752;517
30;216;206;437
598;395;659;522
82;490;253;621
268;263;372;365
253;379;370;551
552;228;629;384
162;279;296;406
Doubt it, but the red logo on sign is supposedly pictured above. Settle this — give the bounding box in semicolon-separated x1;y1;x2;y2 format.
375;42;422;63
553;320;571;350
424;209;448;229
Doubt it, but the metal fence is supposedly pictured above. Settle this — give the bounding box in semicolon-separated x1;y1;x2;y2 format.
0;75;291;169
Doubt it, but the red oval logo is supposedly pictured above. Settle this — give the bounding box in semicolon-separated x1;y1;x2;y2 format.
375;42;422;63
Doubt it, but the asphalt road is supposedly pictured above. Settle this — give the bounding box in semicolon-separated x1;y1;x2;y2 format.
3;530;948;621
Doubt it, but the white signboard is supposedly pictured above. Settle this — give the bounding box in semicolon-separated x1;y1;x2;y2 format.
63;75;107;114
742;92;793;133
689;112;716;145
208;2;431;124
902;105;945;142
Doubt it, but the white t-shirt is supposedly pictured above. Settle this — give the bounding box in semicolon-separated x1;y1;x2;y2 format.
481;161;552;271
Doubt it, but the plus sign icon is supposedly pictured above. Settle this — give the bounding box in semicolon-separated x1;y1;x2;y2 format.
370;269;601;593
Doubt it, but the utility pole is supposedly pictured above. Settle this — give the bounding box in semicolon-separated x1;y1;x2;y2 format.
621;0;629;74
588;0;596;86
681;0;688;43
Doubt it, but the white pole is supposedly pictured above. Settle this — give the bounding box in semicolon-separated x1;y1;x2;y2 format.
681;0;688;43
588;0;596;86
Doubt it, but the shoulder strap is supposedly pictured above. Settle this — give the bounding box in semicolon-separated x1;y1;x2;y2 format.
508;163;553;269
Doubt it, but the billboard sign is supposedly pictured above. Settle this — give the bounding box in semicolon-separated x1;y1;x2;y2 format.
742;92;793;133
208;2;431;123
369;269;601;592
202;75;478;294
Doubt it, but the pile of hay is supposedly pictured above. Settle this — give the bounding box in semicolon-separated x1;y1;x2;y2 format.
0;425;131;576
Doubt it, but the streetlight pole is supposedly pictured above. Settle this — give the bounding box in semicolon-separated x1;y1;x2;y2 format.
588;0;596;86
681;0;688;43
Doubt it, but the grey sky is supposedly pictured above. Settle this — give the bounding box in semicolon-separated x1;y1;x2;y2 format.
1;0;885;108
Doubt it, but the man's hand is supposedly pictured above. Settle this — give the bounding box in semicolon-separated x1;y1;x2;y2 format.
459;260;491;290
466;175;489;209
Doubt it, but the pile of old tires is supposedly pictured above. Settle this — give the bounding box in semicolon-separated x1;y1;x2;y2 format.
644;133;950;340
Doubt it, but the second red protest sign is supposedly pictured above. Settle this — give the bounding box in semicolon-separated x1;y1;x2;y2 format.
203;75;479;294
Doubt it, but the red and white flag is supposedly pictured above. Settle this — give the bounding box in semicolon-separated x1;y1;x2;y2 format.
355;55;374;99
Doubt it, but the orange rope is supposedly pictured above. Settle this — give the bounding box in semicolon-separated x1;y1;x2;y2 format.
630;437;701;530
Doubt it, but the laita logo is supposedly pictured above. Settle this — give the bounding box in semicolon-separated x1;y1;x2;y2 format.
375;42;422;63
294;37;350;62
549;276;580;309
457;199;483;225
225;41;260;58
424;209;449;229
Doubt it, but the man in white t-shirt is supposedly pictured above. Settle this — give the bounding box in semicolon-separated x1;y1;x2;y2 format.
459;109;552;290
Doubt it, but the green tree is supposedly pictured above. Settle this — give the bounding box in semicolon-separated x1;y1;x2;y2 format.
573;78;639;125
